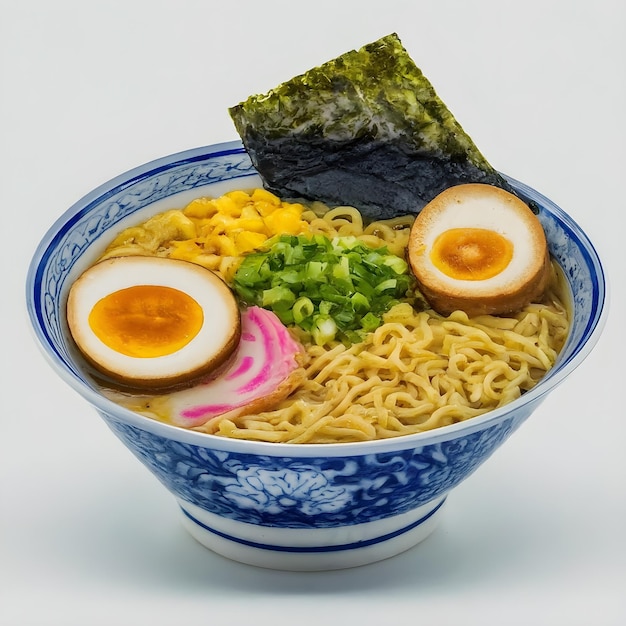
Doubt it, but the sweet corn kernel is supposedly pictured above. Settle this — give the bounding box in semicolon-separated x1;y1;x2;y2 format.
251;188;281;206
168;239;201;262
101;188;314;281
216;235;238;257
252;201;276;218
183;197;219;219
208;213;237;234
213;195;242;217
235;231;268;254
240;204;262;220
264;206;308;235
225;190;254;207
231;217;267;233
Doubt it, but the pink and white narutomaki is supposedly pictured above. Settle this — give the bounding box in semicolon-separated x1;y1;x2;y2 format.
165;306;303;428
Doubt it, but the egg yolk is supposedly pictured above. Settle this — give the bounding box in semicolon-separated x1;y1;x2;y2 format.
430;228;514;281
88;285;204;358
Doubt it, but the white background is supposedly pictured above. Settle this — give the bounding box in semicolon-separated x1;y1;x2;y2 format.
2;1;625;624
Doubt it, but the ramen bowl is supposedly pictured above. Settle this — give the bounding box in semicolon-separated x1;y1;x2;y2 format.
26;141;607;571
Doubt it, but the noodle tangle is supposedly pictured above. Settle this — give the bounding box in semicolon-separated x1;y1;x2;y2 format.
101;190;570;444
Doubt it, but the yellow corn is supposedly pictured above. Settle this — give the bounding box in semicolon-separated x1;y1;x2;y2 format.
225;190;253;207
208;212;237;234
101;188;314;281
235;231;268;254
168;239;201;262
183;197;219;219
251;188;281;206
216;235;238;257
264;206;308;235
212;195;242;217
231;217;266;233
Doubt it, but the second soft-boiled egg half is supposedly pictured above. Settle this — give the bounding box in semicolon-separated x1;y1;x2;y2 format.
407;184;550;317
66;256;241;391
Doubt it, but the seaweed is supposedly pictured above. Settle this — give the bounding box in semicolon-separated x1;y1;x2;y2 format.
229;33;512;219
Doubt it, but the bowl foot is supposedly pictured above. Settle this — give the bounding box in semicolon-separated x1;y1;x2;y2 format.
178;496;446;571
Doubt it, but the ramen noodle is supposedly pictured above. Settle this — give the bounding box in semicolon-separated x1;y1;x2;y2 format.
99;189;570;443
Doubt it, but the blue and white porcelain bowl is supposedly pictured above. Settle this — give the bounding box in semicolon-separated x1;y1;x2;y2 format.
26;141;607;571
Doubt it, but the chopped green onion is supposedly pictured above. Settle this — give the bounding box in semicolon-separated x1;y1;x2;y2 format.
382;255;408;274
232;233;415;345
311;316;337;346
318;300;333;316
350;292;370;312
375;278;398;293
305;260;327;281
261;285;295;309
360;312;382;332
293;296;315;324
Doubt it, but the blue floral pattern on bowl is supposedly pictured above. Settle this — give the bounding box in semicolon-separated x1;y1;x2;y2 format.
101;405;532;528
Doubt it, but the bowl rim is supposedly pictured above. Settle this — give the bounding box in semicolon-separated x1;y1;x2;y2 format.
25;141;609;456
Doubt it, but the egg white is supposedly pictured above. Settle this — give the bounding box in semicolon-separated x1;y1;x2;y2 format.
67;256;240;385
407;183;551;317
415;193;544;295
414;198;540;293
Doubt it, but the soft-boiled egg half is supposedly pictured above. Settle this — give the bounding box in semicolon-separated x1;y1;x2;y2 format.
66;256;241;391
407;184;550;317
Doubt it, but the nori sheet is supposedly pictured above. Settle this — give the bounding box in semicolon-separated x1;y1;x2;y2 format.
229;33;512;219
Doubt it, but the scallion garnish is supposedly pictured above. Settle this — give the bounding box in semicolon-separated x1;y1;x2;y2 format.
232;234;415;345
